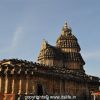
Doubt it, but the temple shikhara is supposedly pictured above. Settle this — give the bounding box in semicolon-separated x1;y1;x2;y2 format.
0;22;100;100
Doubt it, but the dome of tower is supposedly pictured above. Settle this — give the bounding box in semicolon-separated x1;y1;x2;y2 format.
56;22;81;52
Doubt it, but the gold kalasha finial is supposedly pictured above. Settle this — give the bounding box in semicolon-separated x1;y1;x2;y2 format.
63;21;68;29
62;21;68;35
64;21;68;26
62;21;72;35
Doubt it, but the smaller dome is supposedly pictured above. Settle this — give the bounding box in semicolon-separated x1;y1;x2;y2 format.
43;44;64;60
38;41;64;61
44;47;56;58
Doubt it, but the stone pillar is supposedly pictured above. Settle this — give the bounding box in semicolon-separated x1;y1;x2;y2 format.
11;78;14;93
32;82;35;94
0;77;1;92
18;79;22;94
25;76;29;94
1;77;5;93
4;75;8;93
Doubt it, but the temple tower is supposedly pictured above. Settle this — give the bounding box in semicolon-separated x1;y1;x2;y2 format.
38;22;85;73
56;22;85;73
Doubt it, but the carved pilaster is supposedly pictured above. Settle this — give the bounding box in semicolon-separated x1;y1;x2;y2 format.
18;79;22;94
0;77;1;92
12;79;14;93
4;75;8;93
25;76;29;94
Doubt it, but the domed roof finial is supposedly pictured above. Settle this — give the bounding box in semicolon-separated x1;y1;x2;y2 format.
62;21;72;35
63;21;68;29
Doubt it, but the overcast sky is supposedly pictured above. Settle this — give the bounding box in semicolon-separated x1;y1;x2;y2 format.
0;0;100;77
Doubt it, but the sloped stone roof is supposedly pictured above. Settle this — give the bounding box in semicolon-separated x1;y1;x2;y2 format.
0;59;99;84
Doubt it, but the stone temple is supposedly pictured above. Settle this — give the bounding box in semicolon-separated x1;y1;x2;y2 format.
0;22;100;100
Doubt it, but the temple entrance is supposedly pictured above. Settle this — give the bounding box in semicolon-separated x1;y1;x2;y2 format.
37;84;43;95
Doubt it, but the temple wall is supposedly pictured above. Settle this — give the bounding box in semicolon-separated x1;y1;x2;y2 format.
41;59;63;67
0;75;89;95
64;80;90;98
